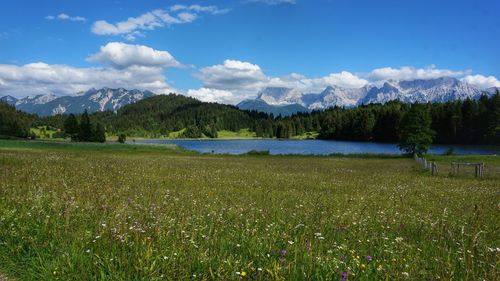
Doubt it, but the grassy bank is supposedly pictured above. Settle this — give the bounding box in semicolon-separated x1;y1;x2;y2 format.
0;140;498;280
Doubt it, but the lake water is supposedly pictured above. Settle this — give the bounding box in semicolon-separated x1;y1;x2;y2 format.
133;139;499;155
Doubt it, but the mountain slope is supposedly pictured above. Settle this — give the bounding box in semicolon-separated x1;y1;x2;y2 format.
1;88;155;116
94;94;265;136
237;99;310;116
241;77;492;114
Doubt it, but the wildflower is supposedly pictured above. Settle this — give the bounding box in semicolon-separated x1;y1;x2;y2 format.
241;271;247;277
402;272;409;278
395;237;404;243
366;255;373;262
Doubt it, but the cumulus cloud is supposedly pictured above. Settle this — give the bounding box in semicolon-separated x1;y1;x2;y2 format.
461;75;500;89
186;88;237;104
191;59;371;104
367;66;468;82
0;63;173;98
46;13;87;22
92;5;228;40
195;60;268;92
87;42;181;69
0;43;185;98
189;60;500;104
271;71;368;92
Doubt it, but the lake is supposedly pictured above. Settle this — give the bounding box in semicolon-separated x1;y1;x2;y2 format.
132;139;499;155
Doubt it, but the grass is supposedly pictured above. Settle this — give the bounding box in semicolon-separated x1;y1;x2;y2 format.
30;127;65;140
217;129;257;139
0;140;498;280
290;131;319;140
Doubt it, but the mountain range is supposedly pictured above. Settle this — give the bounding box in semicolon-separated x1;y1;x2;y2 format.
1;88;154;116
1;77;498;116
237;77;498;116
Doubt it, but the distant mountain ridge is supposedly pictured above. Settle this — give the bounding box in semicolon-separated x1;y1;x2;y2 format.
237;99;310;116
1;88;155;116
238;77;495;115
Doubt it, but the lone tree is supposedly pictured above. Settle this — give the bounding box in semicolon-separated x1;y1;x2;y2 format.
63;114;79;141
398;104;435;156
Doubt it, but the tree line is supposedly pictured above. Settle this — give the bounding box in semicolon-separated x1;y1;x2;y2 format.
5;91;499;149
0;102;36;138
251;92;499;145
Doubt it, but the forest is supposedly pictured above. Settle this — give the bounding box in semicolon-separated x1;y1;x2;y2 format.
2;91;499;145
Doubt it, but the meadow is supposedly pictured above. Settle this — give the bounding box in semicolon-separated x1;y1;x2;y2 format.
0;140;498;280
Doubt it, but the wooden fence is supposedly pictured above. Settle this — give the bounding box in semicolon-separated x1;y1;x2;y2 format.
414;155;485;178
451;162;484;178
414;154;438;176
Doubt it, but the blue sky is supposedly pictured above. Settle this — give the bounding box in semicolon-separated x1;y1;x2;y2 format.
0;0;499;103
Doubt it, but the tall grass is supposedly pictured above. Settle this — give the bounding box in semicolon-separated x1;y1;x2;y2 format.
0;141;498;280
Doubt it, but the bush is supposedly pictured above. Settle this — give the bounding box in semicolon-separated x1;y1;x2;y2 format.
245;150;270;155
118;133;127;143
442;147;454;156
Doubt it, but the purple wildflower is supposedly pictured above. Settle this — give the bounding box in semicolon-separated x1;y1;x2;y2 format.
366;255;373;262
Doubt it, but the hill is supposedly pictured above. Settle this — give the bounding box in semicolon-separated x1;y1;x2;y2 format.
91;94;270;138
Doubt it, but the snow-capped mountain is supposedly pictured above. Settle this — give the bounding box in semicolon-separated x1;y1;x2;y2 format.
0;95;18;105
1;88;155;116
362;77;482;104
486;87;500;94
238;77;493;114
257;87;304;106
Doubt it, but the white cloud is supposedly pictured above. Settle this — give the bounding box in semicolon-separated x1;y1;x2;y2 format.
461;75;500;89
170;4;230;14
272;71;368;92
0;63;173;98
367;66;468;82
250;0;296;5
189;60;500;104
87;42;181;69
196;60;268;92
92;5;228;40
193;59;369;103
46;13;87;22
0;43;184;98
186;88;237;104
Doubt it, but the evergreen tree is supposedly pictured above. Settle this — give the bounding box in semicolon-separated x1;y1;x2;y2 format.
182;125;202;138
484;91;500;144
93;123;106;143
0;101;32;138
63;114;79;141
398;104;435;156
79;109;93;141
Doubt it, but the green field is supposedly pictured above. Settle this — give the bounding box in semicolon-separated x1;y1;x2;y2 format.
0;140;498;280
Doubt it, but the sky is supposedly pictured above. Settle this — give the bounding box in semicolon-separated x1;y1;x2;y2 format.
0;0;499;104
